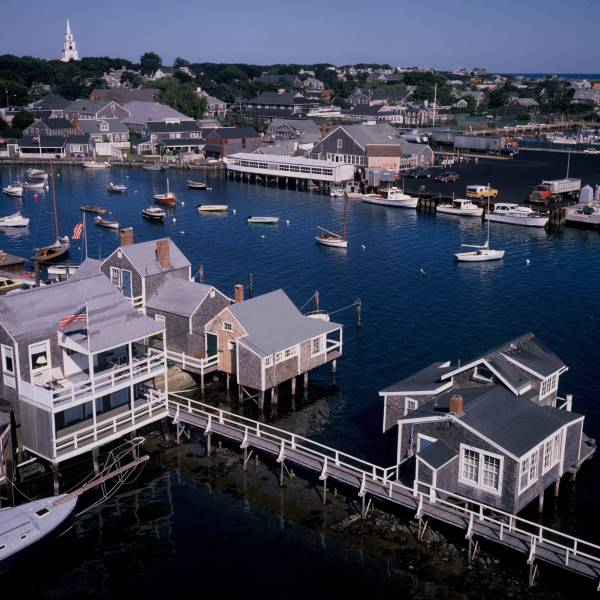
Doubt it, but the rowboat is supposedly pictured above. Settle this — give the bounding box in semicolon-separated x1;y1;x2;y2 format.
143;164;165;171
0;212;30;227
197;204;228;212
22;180;47;189
153;178;176;205
187;180;208;190
107;182;127;193
80;205;107;215
31;236;70;263
142;206;166;221
94;216;120;229
26;168;48;180
82;161;110;169
2;185;23;198
247;216;279;224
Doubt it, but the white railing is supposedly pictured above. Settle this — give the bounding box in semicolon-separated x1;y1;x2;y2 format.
54;389;167;457
556;395;573;411
20;351;166;411
168;393;600;575
326;339;342;355
129;295;144;310
166;350;219;372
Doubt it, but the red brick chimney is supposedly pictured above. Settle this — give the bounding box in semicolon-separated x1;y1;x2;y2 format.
156;239;170;269
234;284;244;303
449;394;464;416
120;227;133;246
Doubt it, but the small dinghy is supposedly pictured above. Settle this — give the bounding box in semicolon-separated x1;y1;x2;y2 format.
247;216;279;224
26;168;48;180
94;216;120;229
142;206;166;221
107;182;127;193
80;205;107;215
197;204;228;212
187;180;208;190
0;212;29;227
2;185;23;198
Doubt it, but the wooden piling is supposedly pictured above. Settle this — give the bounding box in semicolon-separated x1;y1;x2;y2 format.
355;298;362;327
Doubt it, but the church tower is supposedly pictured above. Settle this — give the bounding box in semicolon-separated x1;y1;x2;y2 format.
60;19;79;62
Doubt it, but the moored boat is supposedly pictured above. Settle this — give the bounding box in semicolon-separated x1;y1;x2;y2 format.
187;180;208;190
437;198;483;217
46;264;79;280
485;203;548;228
361;187;418;208
0;212;30;227
316;194;348;248
26;168;48;180
107;182;127;193
153;178;176;205
80;205;107;215
22;180;47;189
31;236;71;263
2;185;23;198
82;161;110;169
197;204;228;212
456;200;505;262
143;164;165;171
142;206;166;221
94;216;120;229
247;216;279;224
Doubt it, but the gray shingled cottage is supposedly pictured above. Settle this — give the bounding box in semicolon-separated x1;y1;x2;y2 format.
379;334;595;513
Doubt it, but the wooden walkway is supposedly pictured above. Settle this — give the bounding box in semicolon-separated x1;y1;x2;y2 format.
168;393;600;586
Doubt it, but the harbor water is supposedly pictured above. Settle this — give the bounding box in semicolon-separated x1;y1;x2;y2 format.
1;149;600;597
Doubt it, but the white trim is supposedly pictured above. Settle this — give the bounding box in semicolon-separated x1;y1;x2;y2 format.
1;344;15;389
396;422;403;463
458;443;504;496
28;340;51;376
417;433;437;452
404;397;419;415
418;453;458;472
518;447;540;495
379;380;453;397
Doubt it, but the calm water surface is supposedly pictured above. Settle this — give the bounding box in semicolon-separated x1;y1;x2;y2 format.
1;150;600;597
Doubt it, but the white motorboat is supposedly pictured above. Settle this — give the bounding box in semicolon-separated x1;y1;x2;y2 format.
94;216;120;229
82;161;110;169
22;180;47;189
486;203;548;228
437;198;483;217
330;187;345;198
247;216;279;224
456;200;505;262
583;148;600;155
361;187;418;208
2;185;23;198
197;204;228;212
26;168;48;180
46;264;79;279
142;206;166;221
187;180;208;190
0;212;29;227
107;182;127;193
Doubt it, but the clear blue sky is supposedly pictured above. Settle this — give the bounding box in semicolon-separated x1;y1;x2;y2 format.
3;0;599;72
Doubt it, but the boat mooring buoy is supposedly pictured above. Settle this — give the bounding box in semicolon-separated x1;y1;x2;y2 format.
261;235;266;239
181;201;185;206
233;209;237;215
526;259;531;266
361;244;367;251
420;268;427;277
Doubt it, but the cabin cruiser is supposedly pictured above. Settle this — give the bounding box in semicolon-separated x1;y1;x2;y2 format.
361;187;418;208
107;182;127;193
437;198;483;217
2;184;23;198
26;168;48;180
485;203;548;228
142;207;166;221
0;212;29;227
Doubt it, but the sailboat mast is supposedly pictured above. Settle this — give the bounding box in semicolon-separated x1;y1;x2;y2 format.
342;194;348;240
50;161;59;240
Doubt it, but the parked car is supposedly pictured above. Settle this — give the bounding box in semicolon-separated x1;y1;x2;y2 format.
406;168;431;178
435;171;460;183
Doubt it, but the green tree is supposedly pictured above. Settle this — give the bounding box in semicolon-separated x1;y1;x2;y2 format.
173;57;189;69
161;81;207;118
140;52;162;75
488;86;510;109
11;110;34;132
121;70;141;88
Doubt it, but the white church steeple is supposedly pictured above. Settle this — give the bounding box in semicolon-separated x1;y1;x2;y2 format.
60;19;79;62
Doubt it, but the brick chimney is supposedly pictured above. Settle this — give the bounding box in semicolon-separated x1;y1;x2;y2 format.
449;394;464;416
234;284;244;303
156;239;170;269
120;227;133;246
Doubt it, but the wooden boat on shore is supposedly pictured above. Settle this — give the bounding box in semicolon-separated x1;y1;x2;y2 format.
247;216;279;224
197;204;228;212
31;236;70;263
94;216;120;230
153;178;176;205
0;212;29;227
80;205;107;215
107;182;127;193
187;180;208;190
2;185;23;198
142;206;166;221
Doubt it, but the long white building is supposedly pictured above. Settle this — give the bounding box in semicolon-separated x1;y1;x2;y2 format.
225;152;355;184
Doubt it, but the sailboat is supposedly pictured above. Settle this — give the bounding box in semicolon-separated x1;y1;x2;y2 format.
31;164;70;263
455;199;505;262
153;178;176;205
316;195;348;248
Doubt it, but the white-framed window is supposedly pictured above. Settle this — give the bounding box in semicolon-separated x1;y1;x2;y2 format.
222;322;233;332
540;373;558;399
311;336;323;356
265;356;273;367
542;431;562;473
275;351;283;363
29;340;51;375
336;138;343;149
110;266;121;286
459;445;503;495
154;314;166;326
404;397;418;415
519;449;539;493
1;344;15;376
284;346;297;359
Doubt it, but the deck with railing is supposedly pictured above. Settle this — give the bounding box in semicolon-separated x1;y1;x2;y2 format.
166;350;219;376
168;392;600;584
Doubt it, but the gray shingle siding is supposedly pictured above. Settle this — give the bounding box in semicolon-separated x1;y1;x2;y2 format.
146;308;188;354
312;128;366;163
101;253;143;299
0;324;17;408
384;393;435;431
19;402;53;460
190;292;230;356
237;344;262;390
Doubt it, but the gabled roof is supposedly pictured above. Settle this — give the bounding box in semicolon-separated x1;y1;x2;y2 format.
65;99;109;115
108;238;191;276
147;278;219;317
145;120;201;133
326;124;401;150
29;95;70;111
91;88;160;104
416;440;457;470
208;127;259;139
400;385;581;458
122;101;194;126
77;119;129;134
0;270;162;352
227;289;340;357
33;117;75;130
379;361;456;395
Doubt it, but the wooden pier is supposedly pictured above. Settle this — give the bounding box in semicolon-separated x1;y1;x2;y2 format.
168;393;600;587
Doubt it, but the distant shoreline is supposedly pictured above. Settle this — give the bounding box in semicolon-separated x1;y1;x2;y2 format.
502;72;600;79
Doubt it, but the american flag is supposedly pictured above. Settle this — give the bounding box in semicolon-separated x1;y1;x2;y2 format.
72;222;84;240
60;306;87;330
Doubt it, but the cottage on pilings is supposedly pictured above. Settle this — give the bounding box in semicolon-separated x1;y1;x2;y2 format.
379;333;595;513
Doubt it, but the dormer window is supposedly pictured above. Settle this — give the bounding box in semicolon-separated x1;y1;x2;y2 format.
100;121;109;132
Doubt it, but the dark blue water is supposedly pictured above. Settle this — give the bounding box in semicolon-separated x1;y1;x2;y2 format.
1;150;600;596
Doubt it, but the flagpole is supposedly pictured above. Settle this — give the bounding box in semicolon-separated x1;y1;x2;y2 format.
83;212;88;259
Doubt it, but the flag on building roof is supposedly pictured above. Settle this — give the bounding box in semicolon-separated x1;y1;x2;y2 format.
59;305;87;330
72;222;83;240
